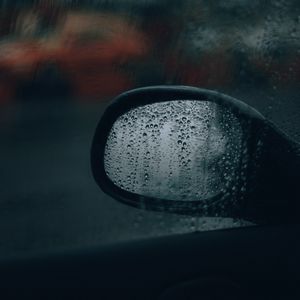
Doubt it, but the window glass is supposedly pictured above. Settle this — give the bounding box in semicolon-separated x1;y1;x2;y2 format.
0;0;298;257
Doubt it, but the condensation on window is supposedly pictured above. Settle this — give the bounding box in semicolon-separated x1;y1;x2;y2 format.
0;0;297;257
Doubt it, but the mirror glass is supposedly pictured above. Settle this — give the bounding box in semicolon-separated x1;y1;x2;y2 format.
104;100;244;202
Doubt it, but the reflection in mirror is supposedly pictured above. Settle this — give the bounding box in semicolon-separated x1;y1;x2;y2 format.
104;100;244;202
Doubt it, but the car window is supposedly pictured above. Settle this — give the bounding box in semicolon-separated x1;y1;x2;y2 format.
0;0;299;258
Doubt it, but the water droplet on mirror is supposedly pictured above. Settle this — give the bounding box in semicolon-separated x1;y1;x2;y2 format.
104;100;244;205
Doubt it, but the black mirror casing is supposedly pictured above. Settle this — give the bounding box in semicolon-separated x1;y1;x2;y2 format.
91;86;300;225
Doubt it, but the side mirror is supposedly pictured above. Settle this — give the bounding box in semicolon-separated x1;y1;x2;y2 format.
91;86;300;224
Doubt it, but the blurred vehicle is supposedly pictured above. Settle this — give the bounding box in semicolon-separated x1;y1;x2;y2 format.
0;10;148;102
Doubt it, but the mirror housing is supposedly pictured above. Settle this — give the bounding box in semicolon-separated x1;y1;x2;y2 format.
91;86;300;224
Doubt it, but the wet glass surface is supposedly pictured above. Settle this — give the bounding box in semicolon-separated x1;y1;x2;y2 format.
105;101;243;201
0;0;299;257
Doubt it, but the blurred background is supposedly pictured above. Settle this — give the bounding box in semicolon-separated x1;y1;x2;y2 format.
0;0;299;257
